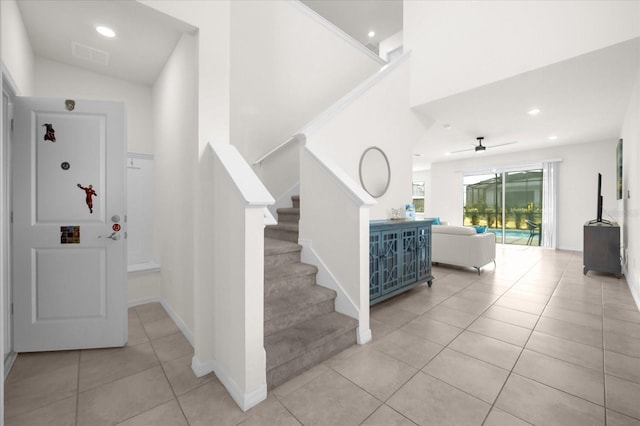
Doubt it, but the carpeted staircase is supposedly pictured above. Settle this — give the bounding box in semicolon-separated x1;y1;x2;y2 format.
264;195;358;389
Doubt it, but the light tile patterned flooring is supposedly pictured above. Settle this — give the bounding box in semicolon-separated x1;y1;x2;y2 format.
5;245;640;425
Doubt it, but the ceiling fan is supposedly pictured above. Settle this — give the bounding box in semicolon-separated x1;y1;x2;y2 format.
448;137;517;154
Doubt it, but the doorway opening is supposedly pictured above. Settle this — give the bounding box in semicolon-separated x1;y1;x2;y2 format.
463;169;543;246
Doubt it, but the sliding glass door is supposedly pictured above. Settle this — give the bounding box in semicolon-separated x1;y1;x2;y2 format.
463;169;542;246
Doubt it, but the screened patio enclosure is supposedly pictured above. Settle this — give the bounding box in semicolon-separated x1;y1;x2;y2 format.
463;170;543;245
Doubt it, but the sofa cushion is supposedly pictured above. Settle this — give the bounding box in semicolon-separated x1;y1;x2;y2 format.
431;225;477;236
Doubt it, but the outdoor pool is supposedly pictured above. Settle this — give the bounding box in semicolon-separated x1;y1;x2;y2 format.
487;228;540;245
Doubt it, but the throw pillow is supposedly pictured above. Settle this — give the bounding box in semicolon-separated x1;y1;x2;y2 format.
473;225;487;234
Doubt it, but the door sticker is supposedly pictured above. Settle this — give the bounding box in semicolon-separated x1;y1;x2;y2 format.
77;183;97;214
42;123;56;142
112;224;121;232
60;226;80;244
61;162;70;170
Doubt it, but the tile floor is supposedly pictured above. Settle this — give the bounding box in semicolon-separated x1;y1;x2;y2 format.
5;245;640;425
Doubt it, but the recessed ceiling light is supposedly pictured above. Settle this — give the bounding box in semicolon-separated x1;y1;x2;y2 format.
444;152;451;156
528;108;541;116
413;153;423;157
368;31;375;38
96;26;116;38
443;124;452;130
548;135;558;140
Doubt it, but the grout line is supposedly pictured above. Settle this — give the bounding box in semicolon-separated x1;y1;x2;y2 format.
75;349;81;426
602;278;608;426
479;255;564;425
138;304;192;425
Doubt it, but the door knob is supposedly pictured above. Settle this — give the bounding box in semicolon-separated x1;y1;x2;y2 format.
99;232;121;240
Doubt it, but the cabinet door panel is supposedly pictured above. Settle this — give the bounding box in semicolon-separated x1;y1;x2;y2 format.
369;232;382;299
417;225;431;281
380;230;400;295
401;228;417;285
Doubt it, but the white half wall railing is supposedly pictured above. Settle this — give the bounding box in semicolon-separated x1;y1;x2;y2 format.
252;53;410;216
253;53;410;167
192;142;274;412
299;143;376;344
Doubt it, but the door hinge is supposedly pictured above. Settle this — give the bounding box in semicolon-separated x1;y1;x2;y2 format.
10;118;14;132
10;303;13;315
10;211;13;223
125;231;128;239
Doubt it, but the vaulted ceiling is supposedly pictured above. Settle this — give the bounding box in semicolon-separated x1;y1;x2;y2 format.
14;1;639;171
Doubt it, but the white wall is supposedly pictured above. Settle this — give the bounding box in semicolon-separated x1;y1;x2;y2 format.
229;0;382;200
430;139;618;251
152;32;198;331
620;68;640;305
34;58;154;154
306;57;430;219
139;0;231;151
0;0;34;95
404;1;640;106
379;31;403;62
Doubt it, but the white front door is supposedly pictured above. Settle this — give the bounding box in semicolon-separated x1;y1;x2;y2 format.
12;97;127;352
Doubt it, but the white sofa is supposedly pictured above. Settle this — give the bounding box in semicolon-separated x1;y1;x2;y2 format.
431;225;496;274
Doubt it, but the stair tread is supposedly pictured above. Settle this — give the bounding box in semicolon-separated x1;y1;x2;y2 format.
265;311;357;370
266;223;299;232
264;262;317;280
265;286;336;321
276;207;300;214
264;238;301;255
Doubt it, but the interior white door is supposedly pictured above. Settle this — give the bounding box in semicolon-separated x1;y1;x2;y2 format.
12;97;127;352
3;90;11;359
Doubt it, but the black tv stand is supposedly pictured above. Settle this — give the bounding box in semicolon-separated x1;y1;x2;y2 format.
583;221;622;278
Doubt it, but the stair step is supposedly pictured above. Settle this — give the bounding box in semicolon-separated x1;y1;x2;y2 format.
265;311;357;389
264;263;318;296
291;195;300;209
276;207;300;223
265;286;337;336
264;238;301;268
265;223;299;243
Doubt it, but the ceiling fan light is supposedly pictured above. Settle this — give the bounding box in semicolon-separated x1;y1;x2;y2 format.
475;145;486;153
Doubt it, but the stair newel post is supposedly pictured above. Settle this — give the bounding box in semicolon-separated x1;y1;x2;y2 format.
193;143;274;412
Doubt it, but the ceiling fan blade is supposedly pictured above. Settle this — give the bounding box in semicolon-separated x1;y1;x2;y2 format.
448;147;475;154
489;141;517;148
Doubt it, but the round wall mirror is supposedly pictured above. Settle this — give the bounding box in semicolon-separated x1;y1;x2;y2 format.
359;146;390;198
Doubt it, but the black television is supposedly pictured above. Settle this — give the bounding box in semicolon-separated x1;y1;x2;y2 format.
590;172;611;225
597;172;603;223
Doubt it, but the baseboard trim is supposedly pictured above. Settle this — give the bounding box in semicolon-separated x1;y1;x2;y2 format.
357;327;372;344
132;297;266;411
267;182;300;219
299;239;359;321
192;356;267;412
4;351;17;380
629;276;640;313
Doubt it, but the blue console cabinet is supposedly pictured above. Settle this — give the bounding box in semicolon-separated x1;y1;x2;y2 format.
369;219;433;305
